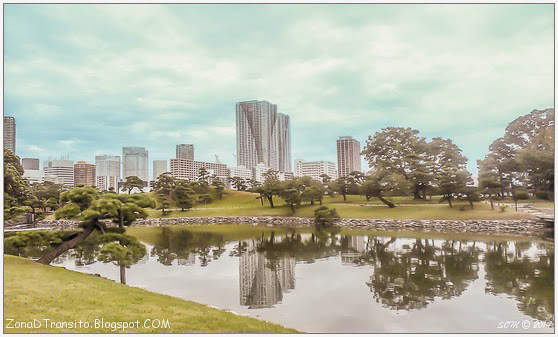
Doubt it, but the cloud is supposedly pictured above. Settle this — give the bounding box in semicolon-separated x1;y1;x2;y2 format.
4;4;554;176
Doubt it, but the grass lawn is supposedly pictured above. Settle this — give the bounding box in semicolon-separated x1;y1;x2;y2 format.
3;255;297;333
145;190;533;220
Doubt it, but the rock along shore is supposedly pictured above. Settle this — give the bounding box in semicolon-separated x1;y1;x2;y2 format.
34;216;552;238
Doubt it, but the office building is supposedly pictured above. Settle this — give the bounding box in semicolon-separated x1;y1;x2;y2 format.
294;159;337;181
74;161;96;187
336;136;361;177
236;100;292;172
153;160;168;180
21;158;40;170
23;158;42;184
176;144;194;160
170;158;229;182
43;159;74;188
122;147;149;182
229;165;253;180
95;155;121;191
3;116;16;153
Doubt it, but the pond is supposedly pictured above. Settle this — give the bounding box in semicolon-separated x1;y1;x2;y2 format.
12;226;556;333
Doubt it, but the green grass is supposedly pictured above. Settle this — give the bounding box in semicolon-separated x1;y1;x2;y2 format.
146;190;532;220
3;255;298;333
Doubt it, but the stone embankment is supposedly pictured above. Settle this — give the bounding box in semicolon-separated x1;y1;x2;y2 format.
34;216;552;237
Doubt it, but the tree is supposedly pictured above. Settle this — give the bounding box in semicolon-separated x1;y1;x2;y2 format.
212;178;225;200
156;192;171;216
254;170;282;208
197;167;211;191
4;149;29;218
331;176;349;202
37;187;153;265
97;233;146;284
172;184;195;211
152;172;176;198
360;170;408;208
198;193;213;206
229;176;248;191
346;171;365;195
362;127;431;199
319;174;332;184
429;137;472;208
121;176;144;194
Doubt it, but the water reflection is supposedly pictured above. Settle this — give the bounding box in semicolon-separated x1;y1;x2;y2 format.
9;227;554;329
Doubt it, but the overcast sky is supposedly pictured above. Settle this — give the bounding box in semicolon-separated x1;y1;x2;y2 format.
4;4;554;176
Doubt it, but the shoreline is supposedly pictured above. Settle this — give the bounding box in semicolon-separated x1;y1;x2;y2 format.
32;215;554;238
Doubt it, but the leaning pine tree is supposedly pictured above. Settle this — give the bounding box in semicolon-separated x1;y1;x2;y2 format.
37;186;154;265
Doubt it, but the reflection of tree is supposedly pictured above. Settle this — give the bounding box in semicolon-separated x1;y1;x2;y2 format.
484;241;554;322
149;227;226;267
363;238;480;311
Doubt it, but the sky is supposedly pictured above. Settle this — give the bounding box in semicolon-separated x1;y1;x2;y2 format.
4;4;554;177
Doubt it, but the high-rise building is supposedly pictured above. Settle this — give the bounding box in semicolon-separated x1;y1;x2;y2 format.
43;159;74;188
74;161;96;187
21;158;40;170
294;159;337;181
169;158;229;182
336;136;361;177
153;160;168;180
95;155;121;191
3;116;16;153
122;147;149;182
236;100;291;173
176;144;194;160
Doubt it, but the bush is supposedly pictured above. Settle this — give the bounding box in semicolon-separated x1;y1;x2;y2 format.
535;191;550;200
314;206;340;230
513;190;530;200
499;205;507;213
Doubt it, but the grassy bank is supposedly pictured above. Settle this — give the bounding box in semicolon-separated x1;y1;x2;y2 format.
147;190;533;220
3;255;297;333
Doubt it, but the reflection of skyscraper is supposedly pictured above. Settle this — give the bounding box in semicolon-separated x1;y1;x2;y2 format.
239;240;296;308
341;235;367;264
177;253;196;266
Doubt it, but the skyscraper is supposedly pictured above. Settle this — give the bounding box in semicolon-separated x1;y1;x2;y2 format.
95;154;121;191
43;159;74;188
122;147;149;182
236;100;291;172
336;136;361;177
176;144;194;160
21;158;40;170
74;161;96;187
3;116;16;153
153;160;168;180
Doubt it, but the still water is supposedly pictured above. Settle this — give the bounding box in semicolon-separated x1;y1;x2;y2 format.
48;227;553;333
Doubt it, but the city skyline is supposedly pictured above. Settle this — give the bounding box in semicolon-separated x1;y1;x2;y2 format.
4;5;554;175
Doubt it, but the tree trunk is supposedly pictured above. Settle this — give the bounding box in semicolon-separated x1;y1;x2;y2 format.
489;198;494;210
37;225;96;265
378;196;396;208
120;264;126;284
469;199;474;209
515;200;518;212
422;188;426;200
267;196;274;208
413;190;422;199
342;193;347;202
447;197;453;208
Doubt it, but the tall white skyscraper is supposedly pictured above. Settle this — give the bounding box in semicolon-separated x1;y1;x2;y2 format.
176;144;194;160
153;160;168;180
3;116;16;153
122;147;149;182
336;136;361;177
236;100;292;173
95;155;121;191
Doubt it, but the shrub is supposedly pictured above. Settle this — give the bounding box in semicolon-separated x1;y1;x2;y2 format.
314;206;340;230
499;205;507;213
